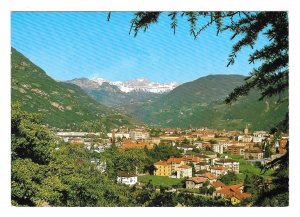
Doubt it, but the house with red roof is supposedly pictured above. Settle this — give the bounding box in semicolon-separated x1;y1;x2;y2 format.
211;181;227;191
213;183;251;205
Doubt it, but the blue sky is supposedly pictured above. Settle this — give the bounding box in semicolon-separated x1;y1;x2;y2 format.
12;12;267;83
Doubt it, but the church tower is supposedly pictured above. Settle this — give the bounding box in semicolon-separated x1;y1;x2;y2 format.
244;124;249;135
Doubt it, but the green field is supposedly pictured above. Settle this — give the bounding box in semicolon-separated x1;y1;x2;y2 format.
221;154;274;184
138;175;183;188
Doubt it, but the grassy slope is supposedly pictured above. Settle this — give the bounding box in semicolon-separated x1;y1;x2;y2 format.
138;175;183;188
11;48;137;129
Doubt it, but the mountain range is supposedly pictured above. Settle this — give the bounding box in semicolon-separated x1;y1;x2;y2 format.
12;48;288;131
11;48;138;130
68;75;288;131
118;74;288;130
65;78;165;107
90;77;180;93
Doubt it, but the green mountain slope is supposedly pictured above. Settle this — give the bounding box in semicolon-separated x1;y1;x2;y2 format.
120;75;288;130
11;48;137;129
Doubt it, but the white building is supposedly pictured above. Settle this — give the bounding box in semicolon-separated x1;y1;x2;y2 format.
238;135;253;143
212;143;224;154
218;140;230;151
130;130;150;140
214;158;240;173
210;166;226;177
107;132;130;139
193;141;203;149
117;172;138;186
253;137;263;143
177;165;193;178
176;146;193;153
253;131;269;138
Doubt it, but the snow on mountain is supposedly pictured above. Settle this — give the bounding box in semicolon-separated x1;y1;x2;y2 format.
90;77;180;94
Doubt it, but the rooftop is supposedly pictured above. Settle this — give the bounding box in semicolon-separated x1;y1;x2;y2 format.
198;172;217;180
187;177;208;184
212;181;227;188
154;160;170;166
167;157;183;164
178;165;192;169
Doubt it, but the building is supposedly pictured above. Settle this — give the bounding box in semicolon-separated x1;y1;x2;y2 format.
244;148;264;160
253;131;269;138
238;135;253;143
119;140;153;151
70;137;84;145
244;124;249;135
193;141;203;149
154;161;172;176
117;172;138;186
214;183;251;205
211;181;227;191
210;166;226;177
176;146;193;153
130;129;150;140
195;162;210;172
196;172;217;183
212;143;224;154
252;136;263;143
182;155;201;165
227;145;245;155
215;158;240;173
177;165;193;178
218;140;230;151
201;142;212;150
186;177;208;189
167;157;184;172
107;132;130;139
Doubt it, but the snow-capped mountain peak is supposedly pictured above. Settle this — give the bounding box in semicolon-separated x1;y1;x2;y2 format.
90;77;180;93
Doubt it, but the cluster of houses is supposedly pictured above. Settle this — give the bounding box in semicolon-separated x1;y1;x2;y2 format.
55;125;288;161
55;125;288;205
186;175;251;205
153;155;239;179
117;154;250;204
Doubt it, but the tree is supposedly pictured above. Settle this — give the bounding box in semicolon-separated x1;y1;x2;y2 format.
254;142;289;206
181;138;190;146
11;102;138;207
188;162;196;176
244;174;263;195
264;143;273;158
12;102;54;165
199;187;208;195
207;186;216;195
114;149;149;174
219;171;238;185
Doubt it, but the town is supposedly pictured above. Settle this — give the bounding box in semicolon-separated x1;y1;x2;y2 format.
54;125;289;205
